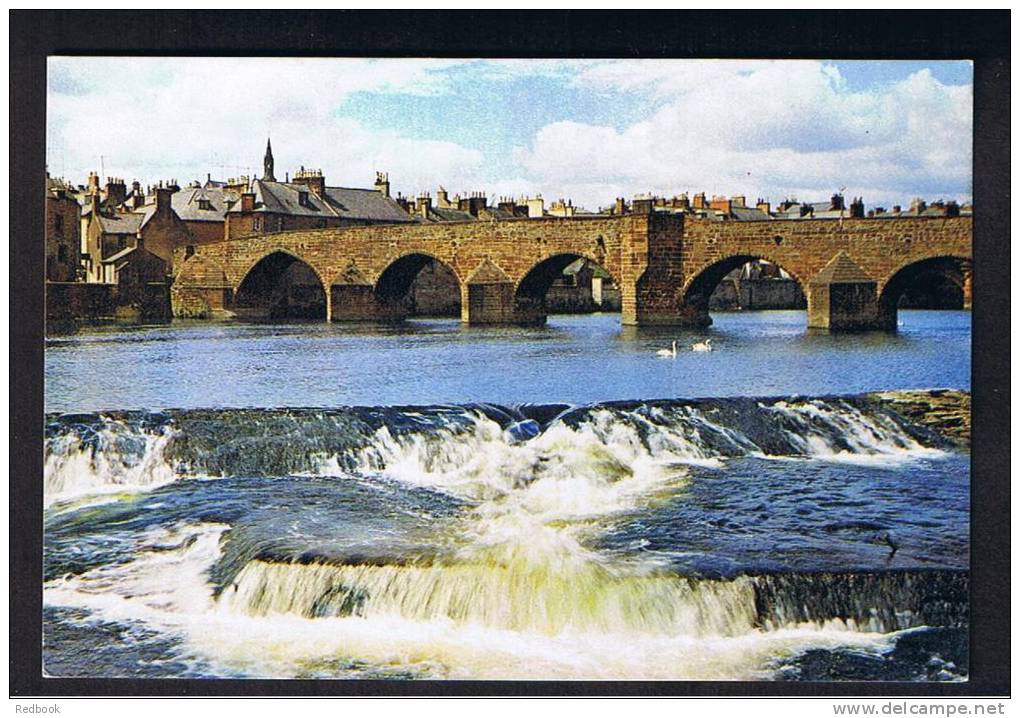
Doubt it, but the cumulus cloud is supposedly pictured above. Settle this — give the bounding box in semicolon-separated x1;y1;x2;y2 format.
515;60;972;209
46;58;971;212
47;57;483;189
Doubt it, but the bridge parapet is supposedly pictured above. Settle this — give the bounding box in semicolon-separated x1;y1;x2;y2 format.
172;213;971;330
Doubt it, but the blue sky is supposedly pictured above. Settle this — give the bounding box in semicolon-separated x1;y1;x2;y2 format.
47;58;972;211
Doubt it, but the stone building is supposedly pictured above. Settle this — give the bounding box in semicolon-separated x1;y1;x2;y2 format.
45;173;81;282
83;185;189;282
223;141;414;240
136;181;239;247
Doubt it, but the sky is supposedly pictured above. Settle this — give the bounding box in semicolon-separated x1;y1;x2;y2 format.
47;58;973;212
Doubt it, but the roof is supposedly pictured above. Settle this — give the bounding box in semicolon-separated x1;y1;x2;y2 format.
729;206;771;221
322;186;414;223
429;206;476;222
101;245;165;270
96;212;144;235
810;251;874;285
228;180;414;223
171;186;238;222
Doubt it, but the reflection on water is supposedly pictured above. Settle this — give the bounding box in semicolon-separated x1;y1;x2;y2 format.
46;311;971;412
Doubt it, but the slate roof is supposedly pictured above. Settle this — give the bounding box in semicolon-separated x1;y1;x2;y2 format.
170;186;239;222
810;251;874;285
96;212;144;235
428;206;476;222
228;180;414;224
729;206;771;221
101;245;141;264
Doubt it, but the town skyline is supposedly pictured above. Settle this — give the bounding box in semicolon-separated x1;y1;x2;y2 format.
47;58;973;212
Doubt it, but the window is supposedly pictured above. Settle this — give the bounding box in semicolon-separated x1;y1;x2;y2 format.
198;199;212;210
298;191;309;207
185;245;196;259
54;214;64;236
57;245;67;263
253;216;263;232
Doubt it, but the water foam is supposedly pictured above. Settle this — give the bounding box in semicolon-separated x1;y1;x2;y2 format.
44;420;178;508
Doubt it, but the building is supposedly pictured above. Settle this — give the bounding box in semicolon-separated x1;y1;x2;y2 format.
223;141;415;239
134;181;240;246
83;185;189;282
45;173;82;282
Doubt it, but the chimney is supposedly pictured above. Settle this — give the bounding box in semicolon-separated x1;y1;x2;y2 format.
241;191;256;213
293;166;325;197
526;196;544;218
892;205;902;215
395;193;411;213
374;172;391;198
830;193;846;211
106;177;127;207
945;200;960;217
756;198;771;216
90;190;101;218
614;197;627;215
632;197;654;214
226;175;250;194
459;191;487;217
709;195;732;214
675;193;691;211
497;196;517;215
849;196;865;218
155;185;173;213
436;186;451;208
731;195;746;208
909;197;926;215
692;192;707;210
417;192;431;219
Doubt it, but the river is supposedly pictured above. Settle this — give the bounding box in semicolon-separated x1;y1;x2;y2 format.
42;310;971;681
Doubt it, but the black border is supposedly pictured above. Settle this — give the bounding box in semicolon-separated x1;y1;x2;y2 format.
10;10;1010;697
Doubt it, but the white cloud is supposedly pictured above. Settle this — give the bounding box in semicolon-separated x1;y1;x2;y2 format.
514;61;972;209
46;58;972;212
47;57;483;189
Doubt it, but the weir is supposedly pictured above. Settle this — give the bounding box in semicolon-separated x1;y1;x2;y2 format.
42;392;970;680
172;213;972;332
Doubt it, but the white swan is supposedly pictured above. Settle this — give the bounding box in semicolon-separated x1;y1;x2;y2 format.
691;338;713;352
656;340;677;358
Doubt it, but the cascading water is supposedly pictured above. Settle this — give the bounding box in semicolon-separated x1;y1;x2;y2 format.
43;392;969;680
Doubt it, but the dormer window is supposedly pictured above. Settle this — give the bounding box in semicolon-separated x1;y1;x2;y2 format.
198;198;212;210
298;190;310;207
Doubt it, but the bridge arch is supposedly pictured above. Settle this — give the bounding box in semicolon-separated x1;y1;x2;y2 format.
513;252;622;324
878;255;971;327
234;249;328;320
374;252;462;318
681;253;808;319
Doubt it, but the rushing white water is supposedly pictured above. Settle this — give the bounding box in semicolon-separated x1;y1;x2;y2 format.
42;398;960;679
44;521;905;680
763;400;947;464
44;421;177;508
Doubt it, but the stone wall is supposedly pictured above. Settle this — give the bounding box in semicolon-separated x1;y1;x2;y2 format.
46;280;170;329
175;213;652;325
709;278;806;310
174;213;971;330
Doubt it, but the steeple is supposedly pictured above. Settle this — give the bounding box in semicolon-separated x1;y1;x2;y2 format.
263;137;276;182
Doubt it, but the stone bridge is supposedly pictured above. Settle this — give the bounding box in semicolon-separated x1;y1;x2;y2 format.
172;212;972;331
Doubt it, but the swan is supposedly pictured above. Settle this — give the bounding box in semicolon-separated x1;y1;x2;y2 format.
691;338;713;352
656;340;677;358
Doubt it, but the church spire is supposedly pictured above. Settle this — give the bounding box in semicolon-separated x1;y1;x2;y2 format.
263;137;276;182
